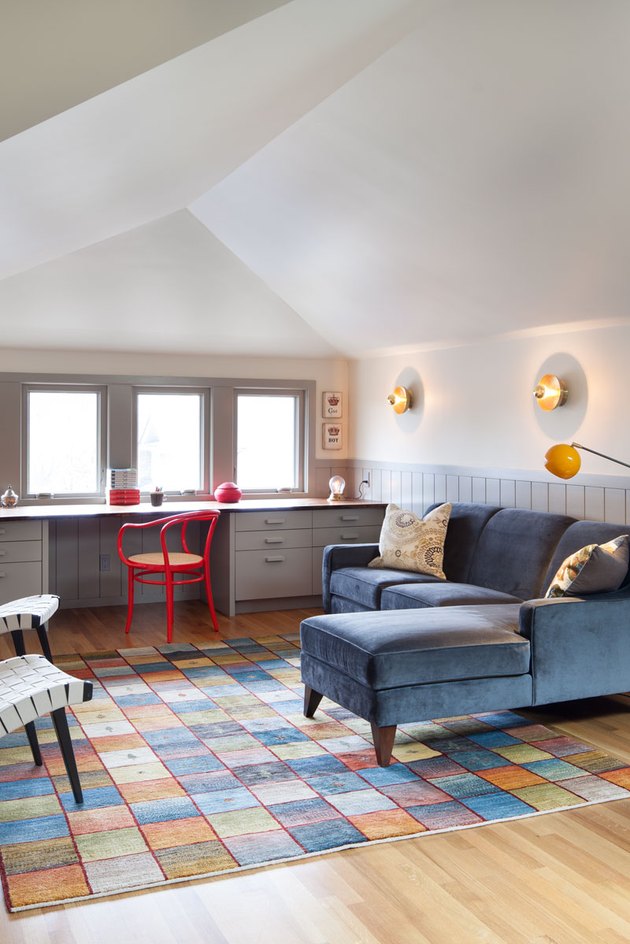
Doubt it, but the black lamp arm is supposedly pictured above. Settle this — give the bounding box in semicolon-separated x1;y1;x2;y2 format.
572;442;630;471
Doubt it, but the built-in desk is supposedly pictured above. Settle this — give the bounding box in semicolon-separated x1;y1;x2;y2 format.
0;499;385;616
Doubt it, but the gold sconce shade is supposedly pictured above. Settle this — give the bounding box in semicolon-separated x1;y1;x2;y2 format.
387;386;412;414
534;374;568;411
545;442;630;480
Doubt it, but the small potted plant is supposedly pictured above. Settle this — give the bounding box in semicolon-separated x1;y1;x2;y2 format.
150;486;164;507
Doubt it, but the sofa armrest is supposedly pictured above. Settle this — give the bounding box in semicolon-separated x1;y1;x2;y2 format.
322;543;379;613
518;590;630;704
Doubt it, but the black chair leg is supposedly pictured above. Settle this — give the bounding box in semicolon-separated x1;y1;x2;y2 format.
10;630;26;657
36;625;54;663
25;721;42;766
51;707;84;803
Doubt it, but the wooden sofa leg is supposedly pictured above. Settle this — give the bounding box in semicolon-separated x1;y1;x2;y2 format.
304;686;323;717
371;723;397;767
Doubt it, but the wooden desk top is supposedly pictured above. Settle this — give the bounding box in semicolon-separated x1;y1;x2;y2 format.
0;498;384;521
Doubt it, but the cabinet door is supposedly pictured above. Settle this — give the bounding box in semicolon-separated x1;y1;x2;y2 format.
235;548;313;600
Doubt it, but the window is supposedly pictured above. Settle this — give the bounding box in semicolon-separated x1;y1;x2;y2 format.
135;389;206;492
25;386;104;496
236;390;305;492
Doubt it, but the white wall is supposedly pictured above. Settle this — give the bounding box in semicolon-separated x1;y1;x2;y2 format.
0;348;348;461
349;322;630;480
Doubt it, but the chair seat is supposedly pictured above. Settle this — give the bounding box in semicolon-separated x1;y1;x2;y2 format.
0;594;59;633
128;552;203;567
0;654;92;731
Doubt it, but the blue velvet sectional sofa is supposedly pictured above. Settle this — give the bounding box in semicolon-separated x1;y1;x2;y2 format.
300;503;630;765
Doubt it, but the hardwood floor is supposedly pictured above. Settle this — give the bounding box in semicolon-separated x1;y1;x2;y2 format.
2;600;630;943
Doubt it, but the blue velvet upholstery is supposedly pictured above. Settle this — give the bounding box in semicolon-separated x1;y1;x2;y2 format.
467;508;574;599
381;582;522;609
425;502;501;581
301;605;528;688
330;567;440;612
300;652;533;727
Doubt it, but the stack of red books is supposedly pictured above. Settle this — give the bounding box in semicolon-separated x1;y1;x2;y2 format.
108;488;140;505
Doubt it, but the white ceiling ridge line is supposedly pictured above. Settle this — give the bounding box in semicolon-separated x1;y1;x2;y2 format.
0;0;428;283
352;317;630;359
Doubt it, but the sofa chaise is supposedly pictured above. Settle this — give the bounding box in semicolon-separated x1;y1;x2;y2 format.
300;503;630;765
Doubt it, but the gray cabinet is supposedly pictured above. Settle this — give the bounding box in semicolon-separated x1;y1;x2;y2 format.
0;520;48;604
311;506;383;596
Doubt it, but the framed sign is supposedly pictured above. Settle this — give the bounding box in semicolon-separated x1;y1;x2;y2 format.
322;423;342;450
322;391;342;419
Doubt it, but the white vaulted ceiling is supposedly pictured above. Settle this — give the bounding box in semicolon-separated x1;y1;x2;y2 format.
1;0;629;357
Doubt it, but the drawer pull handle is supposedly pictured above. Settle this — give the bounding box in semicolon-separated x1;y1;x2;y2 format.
265;556;285;563
0;573;5;578
340;515;359;522
341;534;358;541
265;518;286;525
264;538;284;545
0;551;6;556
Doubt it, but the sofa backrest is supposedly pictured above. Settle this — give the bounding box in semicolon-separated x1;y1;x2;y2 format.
466;507;575;599
435;502;502;582
542;519;630;592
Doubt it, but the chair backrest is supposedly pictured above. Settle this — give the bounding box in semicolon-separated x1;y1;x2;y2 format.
161;510;220;560
118;510;221;565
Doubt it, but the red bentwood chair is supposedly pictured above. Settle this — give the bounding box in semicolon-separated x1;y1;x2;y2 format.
117;510;220;642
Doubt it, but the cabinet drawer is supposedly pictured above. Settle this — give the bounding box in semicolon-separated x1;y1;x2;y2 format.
313;507;384;528
0;540;42;563
0;520;42;541
313;525;382;548
235;547;313;600
0;562;43;605
234;510;312;532
235;529;312;551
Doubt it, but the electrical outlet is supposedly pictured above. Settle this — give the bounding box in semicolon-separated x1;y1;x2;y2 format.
99;553;111;573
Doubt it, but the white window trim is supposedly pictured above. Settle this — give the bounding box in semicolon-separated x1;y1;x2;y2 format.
22;383;107;498
132;385;210;495
234;387;308;495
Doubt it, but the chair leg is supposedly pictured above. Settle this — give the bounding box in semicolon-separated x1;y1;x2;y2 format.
124;568;135;635
51;707;84;804
165;574;174;643
36;625;54;663
204;560;219;632
10;630;26;657
25;721;42;766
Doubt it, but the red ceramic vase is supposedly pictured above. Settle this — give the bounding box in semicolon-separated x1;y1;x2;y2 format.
213;482;242;503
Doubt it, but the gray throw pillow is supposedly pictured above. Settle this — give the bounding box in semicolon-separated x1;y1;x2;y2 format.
545;534;630;598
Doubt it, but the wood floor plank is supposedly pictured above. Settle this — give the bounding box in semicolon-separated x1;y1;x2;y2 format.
1;600;630;943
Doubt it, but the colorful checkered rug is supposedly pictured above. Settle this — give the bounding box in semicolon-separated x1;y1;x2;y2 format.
1;634;630;911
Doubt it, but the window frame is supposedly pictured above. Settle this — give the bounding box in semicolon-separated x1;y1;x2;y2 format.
22;383;107;499
132;385;210;496
234;387;308;495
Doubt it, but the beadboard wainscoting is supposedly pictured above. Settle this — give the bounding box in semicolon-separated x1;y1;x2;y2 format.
313;460;630;524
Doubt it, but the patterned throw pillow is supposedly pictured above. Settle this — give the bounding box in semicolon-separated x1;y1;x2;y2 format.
368;502;452;578
545;534;630;598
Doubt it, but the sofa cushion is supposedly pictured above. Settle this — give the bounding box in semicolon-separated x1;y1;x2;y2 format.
368;502;451;578
544;535;629;598
381;582;523;609
467;508;575;599
330;567;441;610
300;604;529;689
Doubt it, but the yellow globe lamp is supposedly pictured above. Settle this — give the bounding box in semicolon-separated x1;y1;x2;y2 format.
545;442;630;479
544;443;581;479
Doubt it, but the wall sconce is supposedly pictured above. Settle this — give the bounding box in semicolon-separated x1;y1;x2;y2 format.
545;442;630;479
387;386;412;414
533;374;568;411
327;475;346;501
